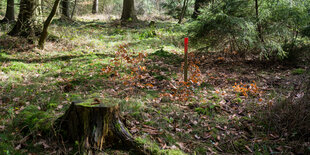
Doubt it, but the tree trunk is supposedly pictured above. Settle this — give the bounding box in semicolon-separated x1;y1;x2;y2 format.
61;0;70;19
41;0;44;15
35;0;43;23
178;0;189;24
38;0;61;49
8;0;36;37
70;0;77;18
1;0;15;23
255;0;264;42
55;100;148;154
192;0;209;19
92;0;98;14
121;0;137;21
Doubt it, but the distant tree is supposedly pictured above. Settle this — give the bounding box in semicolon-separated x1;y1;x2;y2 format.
92;0;98;14
61;0;70;18
8;0;36;37
121;0;137;21
178;0;189;23
71;0;77;18
161;0;188;19
0;0;15;23
255;0;263;42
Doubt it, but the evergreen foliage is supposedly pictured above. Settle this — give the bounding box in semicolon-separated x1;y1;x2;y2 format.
187;0;310;59
161;0;194;19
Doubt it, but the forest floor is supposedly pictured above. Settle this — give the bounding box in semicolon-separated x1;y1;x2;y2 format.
0;16;309;154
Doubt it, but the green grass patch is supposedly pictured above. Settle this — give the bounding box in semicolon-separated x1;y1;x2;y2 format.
291;68;306;75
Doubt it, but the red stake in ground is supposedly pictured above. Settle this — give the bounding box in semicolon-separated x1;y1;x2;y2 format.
184;37;189;82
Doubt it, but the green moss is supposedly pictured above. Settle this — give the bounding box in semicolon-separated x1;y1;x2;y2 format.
47;103;57;109
13;105;54;135
0;133;16;154
155;75;170;81
292;68;306;75
195;147;208;154
139;29;156;40
160;149;187;155
135;137;186;155
135;137;161;154
76;98;117;107
144;121;155;126
233;97;243;104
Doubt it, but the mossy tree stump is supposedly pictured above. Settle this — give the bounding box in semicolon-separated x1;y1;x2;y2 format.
55;99;147;154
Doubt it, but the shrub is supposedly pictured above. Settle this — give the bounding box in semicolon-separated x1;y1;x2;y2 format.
187;0;310;60
301;25;310;38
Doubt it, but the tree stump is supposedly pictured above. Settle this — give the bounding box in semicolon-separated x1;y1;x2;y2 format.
55;99;147;154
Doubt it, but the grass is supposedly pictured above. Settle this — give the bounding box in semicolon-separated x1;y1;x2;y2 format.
291;68;306;75
0;18;187;154
0;16;309;154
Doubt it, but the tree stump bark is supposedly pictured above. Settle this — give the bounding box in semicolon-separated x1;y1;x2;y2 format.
55;99;147;154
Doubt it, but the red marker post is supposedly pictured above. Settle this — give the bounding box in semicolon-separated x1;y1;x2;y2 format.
184;38;189;82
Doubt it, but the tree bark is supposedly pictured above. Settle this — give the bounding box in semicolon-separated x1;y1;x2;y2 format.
8;0;36;37
178;0;189;24
121;0;137;21
71;0;77;18
55;100;148;154
1;0;15;23
38;0;61;49
35;0;43;23
255;0;264;42
61;0;70;19
92;0;98;14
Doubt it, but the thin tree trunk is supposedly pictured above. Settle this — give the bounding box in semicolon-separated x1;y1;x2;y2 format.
255;0;264;42
71;0;77;18
92;0;98;14
38;0;61;49
35;0;43;23
41;0;44;15
61;0;70;19
8;0;36;37
178;0;189;24
121;0;137;21
1;0;15;23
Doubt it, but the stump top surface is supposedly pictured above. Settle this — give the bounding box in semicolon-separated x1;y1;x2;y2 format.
74;98;117;108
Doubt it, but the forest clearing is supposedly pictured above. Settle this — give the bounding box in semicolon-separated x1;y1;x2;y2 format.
0;0;309;154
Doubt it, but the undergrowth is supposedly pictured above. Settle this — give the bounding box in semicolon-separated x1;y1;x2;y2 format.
0;17;308;154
